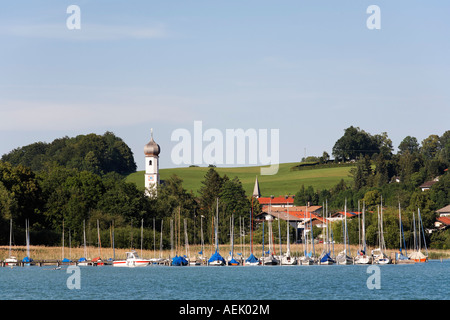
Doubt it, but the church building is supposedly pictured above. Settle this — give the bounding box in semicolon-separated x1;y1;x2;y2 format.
144;129;160;196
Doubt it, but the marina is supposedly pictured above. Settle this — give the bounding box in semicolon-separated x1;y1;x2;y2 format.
0;259;448;300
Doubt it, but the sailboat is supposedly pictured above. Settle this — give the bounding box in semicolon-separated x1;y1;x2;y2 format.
78;220;91;266
92;219;105;266
299;206;315;265
408;208;428;263
227;214;240;266
171;208;188;266
22;219;34;266
280;206;297;265
153;219;166;264
245;204;259;266
208;198;226;266
395;203;415;264
5;218;18;266
354;201;373;265
318;200;335;265
373;199;391;264
260;215;279;265
336;199;353;265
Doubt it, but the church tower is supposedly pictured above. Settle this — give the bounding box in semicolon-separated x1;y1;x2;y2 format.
144;129;160;196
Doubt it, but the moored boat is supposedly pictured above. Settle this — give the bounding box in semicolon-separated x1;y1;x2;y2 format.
113;251;151;267
318;251;335;265
336;250;353;265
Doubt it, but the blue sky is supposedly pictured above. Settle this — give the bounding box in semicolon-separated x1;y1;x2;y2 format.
0;1;449;170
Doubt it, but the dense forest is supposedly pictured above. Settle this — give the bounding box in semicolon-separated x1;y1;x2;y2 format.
0;128;449;253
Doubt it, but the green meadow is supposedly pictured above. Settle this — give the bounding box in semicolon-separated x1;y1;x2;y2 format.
126;163;355;197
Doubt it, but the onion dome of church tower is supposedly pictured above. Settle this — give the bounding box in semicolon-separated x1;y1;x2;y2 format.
144;129;160;156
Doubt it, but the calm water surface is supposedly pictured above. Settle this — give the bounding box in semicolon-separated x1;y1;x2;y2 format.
0;260;448;300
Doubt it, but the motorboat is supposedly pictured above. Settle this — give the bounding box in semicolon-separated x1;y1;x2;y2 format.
113;251;151;267
4;256;18;266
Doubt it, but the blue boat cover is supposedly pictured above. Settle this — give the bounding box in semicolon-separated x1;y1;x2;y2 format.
245;253;259;263
228;258;240;265
22;256;33;263
62;258;71;262
78;257;87;262
172;255;188;266
320;252;333;263
396;252;409;260
208;250;226;264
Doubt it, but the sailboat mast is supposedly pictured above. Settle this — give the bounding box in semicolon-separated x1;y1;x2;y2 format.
398;203;402;252
344;199;347;253
26;219;30;258
83;220;87;258
160;219;164;259
215;198;219;251
362;201;366;253
62;220;65;260
97;219;101;257
326;199;329;252
358;200;361;252
9;218;13;257
141;218;144;258
418;208;428;256
412;210;417;251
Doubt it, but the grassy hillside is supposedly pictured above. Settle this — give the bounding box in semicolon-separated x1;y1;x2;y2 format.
126;163;354;197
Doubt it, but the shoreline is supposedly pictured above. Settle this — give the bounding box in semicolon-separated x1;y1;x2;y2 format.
2;244;449;262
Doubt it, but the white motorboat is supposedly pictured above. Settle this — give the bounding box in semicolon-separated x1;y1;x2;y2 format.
4;256;18;266
113;251;151;267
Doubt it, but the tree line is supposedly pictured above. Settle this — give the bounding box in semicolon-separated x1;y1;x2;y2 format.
295;126;450;250
0;128;449;254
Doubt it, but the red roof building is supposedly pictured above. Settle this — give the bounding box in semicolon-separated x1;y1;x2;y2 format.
257;196;295;207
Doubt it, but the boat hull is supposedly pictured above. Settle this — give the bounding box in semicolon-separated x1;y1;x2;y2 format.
299;258;314;265
113;260;150;267
354;256;373;265
280;257;297;265
375;258;391;265
209;260;225;266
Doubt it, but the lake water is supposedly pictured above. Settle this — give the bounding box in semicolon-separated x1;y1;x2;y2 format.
1;260;448;301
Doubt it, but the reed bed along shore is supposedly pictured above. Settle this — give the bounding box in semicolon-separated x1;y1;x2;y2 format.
2;244;449;261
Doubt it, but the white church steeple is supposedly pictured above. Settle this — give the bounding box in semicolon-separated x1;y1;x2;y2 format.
144;128;160;196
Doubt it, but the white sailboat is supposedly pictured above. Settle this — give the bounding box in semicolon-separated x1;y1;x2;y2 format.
260;215;279;265
408;208;428;263
354;201;373;265
299;205;315;265
280;204;297;265
373;198;391;264
336;199;353;265
78;220;91;266
4;218;18;266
